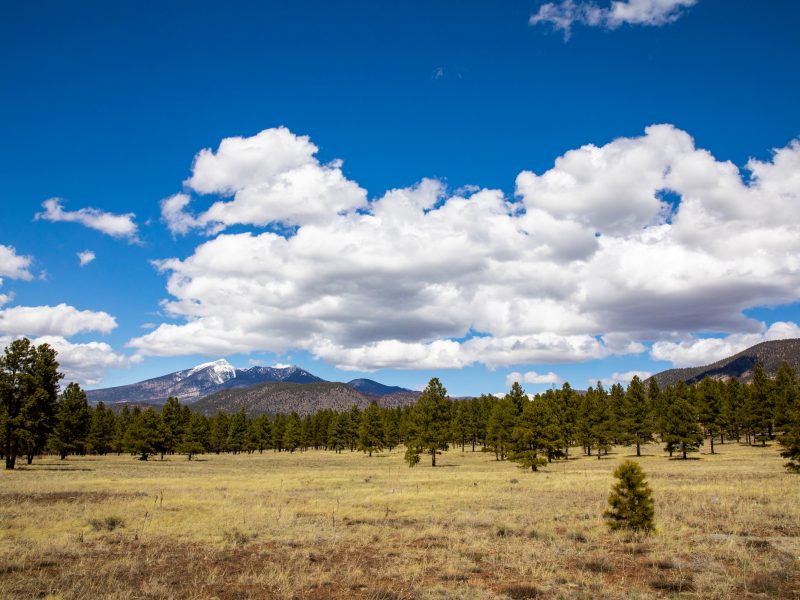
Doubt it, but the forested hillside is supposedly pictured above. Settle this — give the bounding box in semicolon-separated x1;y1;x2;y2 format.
650;338;800;387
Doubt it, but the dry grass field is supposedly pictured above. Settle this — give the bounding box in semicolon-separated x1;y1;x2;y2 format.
1;442;798;599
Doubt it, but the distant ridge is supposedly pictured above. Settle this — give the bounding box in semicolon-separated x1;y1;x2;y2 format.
346;378;413;397
649;338;800;388
191;381;418;417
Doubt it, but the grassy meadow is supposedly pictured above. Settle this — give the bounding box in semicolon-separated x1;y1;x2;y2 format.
1;442;798;599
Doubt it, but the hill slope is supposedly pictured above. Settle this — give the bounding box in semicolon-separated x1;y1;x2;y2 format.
650;338;800;387
191;381;418;417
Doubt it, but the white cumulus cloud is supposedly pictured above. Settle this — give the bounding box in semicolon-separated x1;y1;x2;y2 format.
0;244;33;280
0;303;117;337
130;125;800;372
162;127;367;234
531;0;697;39
36;198;139;242
77;250;96;266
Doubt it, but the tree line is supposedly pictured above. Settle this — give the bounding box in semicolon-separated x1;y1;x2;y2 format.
2;338;799;471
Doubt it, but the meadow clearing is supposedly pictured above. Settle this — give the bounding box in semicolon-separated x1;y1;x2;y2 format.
1;442;798;599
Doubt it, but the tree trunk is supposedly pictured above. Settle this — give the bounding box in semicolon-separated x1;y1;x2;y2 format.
431;448;436;467
6;454;16;470
636;443;641;457
710;434;715;454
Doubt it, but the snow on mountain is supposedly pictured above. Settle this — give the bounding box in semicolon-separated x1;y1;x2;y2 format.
183;358;237;384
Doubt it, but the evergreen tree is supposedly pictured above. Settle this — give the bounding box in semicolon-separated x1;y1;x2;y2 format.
208;411;230;453
697;377;723;454
49;382;91;459
609;383;627;444
589;386;615;459
177;412;208;460
327;412;349;453
87;401;115;455
505;381;527;416
347;405;361;451
603;460;655;534
404;378;452;467
112;405;132;454
773;362;798;431
749;363;773;445
160;397;184;455
358;401;385;456
226;409;248;453
510;396;562;471
123;407;162;460
272;413;287;451
662;382;704;459
283;411;302;452
623;376;653;456
555;383;579;458
451;400;471;451
778;401;800;472
383;408;401;451
252;414;272;453
486;396;516;460
0;338;63;469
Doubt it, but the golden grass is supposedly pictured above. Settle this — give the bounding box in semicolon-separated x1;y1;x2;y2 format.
1;442;798;599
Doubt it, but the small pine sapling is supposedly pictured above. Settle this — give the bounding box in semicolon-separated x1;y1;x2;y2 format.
603;460;655;534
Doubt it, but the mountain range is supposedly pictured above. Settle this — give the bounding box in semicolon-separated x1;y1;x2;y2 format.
86;359;419;414
86;338;800;415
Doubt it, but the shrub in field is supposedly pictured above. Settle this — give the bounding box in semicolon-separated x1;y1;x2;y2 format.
603;460;655;534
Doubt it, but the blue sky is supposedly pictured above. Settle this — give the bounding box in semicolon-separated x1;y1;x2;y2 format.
1;0;799;396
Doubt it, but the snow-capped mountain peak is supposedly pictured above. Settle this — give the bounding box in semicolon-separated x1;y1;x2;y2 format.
183;358;237;383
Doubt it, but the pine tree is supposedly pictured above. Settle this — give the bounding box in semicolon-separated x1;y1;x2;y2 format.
160;397;184;455
510;396;562;471
778;404;800;473
697;377;723;453
773;362;798;431
603;460;655;534
554;383;579;458
327;412;349;453
358;401;385;456
662;382;704;459
404;378;451;467
209;411;230;453
252;414;272;453
750;363;773;445
271;413;286;451
623;376;653;456
87;401;115;455
505;381;527;416
226;409;248;454
486;396;516;460
177;412;208;460
283;411;302;453
123;407;162;460
49;382;91;459
383;408;401;451
0;339;62;469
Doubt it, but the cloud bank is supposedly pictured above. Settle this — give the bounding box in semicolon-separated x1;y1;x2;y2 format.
132;125;800;372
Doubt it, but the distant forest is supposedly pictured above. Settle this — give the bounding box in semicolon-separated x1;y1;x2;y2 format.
2;337;799;472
